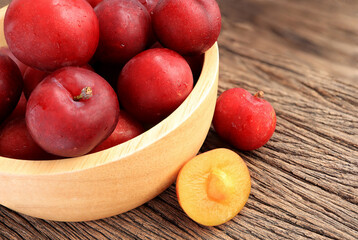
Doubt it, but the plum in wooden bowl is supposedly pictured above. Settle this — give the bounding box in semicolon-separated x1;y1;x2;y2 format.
0;6;219;221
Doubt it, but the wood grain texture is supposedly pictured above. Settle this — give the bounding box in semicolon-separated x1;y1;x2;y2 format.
0;0;357;239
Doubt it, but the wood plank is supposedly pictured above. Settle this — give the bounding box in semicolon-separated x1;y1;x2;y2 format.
218;0;358;81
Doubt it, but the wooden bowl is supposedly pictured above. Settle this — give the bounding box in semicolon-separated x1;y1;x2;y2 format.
0;6;219;222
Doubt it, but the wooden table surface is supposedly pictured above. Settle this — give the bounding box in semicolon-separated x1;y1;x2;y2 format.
1;0;357;239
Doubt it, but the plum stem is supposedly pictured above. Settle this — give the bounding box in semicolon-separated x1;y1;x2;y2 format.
254;91;264;98
73;87;93;101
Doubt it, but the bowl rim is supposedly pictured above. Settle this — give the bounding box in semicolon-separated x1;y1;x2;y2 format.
0;6;219;175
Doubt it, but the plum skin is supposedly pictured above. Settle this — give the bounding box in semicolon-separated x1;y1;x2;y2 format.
4;92;27;123
138;0;159;13
117;48;194;124
23;67;49;99
213;88;276;151
0;47;28;76
91;111;144;153
26;67;120;157
152;0;221;55
4;0;99;71
150;42;204;81
23;64;94;100
0;54;23;123
86;0;103;7
94;0;152;64
0;117;54;160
